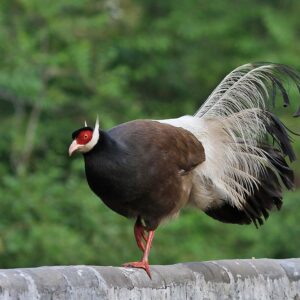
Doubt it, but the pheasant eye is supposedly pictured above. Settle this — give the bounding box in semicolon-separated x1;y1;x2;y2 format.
76;130;92;144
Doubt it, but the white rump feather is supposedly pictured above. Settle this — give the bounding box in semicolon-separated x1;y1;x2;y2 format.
159;63;299;209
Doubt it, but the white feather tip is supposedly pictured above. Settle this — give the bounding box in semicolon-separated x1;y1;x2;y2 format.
94;115;99;131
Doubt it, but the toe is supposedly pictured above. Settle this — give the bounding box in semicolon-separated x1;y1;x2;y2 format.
122;261;151;279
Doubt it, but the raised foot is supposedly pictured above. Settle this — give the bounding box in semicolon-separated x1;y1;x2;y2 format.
123;261;151;278
134;224;147;252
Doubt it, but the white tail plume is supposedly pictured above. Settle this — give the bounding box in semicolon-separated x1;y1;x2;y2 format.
160;63;299;213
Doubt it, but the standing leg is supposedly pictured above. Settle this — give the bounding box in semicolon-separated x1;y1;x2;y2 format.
123;230;155;278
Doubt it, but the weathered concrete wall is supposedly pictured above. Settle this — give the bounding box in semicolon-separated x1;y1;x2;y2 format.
0;259;299;299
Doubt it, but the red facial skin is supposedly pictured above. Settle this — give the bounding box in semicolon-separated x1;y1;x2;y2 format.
76;130;93;145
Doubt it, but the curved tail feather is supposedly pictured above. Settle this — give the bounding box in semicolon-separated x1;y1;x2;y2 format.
204;145;294;227
160;63;299;226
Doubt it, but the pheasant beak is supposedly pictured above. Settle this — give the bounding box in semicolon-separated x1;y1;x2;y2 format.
69;140;82;156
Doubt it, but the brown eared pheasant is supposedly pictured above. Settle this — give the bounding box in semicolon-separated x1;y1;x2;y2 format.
69;63;300;278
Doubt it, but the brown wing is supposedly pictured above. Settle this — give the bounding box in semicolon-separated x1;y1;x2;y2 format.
108;120;206;229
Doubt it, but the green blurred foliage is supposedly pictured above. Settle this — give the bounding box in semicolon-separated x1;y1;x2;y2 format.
0;0;299;268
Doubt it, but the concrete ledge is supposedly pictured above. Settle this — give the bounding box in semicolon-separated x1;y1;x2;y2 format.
0;259;299;299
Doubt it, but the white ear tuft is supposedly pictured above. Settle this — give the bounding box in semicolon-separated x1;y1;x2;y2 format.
89;115;100;148
94;115;99;132
84;120;88;127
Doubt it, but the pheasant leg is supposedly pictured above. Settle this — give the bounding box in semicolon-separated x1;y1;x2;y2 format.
123;230;155;278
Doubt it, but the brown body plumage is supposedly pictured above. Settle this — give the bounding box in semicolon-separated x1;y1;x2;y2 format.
84;120;205;231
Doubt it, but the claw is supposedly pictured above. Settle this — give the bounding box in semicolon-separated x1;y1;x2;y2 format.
123;261;151;278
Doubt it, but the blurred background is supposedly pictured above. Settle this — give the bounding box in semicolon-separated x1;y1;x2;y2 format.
0;0;299;268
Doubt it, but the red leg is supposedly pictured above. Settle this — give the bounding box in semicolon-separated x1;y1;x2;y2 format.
123;230;155;279
134;217;147;252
